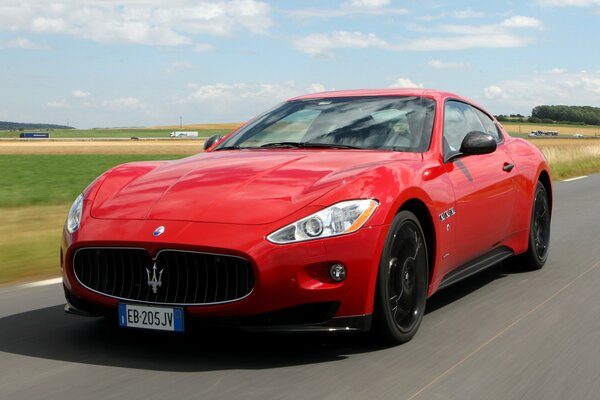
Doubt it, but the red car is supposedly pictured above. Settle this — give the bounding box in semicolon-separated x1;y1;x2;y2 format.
61;89;552;344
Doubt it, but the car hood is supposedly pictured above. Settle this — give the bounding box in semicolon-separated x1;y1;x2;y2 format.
91;150;416;224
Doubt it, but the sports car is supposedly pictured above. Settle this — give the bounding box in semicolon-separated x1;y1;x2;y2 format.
61;89;552;344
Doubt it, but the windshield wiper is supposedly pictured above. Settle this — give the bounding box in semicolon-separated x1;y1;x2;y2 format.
260;142;361;149
213;145;242;151
214;145;260;151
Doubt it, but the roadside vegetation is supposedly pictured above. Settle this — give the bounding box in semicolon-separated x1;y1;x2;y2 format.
535;141;600;180
0;153;187;286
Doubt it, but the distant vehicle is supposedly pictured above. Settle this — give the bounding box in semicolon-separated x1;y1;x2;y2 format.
62;89;553;345
19;132;49;138
528;130;558;137
169;131;198;137
574;134;584;138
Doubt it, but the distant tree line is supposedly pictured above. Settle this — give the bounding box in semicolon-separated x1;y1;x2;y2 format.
530;105;600;125
0;121;74;130
495;105;600;126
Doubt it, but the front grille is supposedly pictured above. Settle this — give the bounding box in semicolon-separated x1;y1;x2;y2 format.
73;248;254;305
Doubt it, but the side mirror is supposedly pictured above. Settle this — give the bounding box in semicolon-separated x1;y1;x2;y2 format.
459;131;496;156
203;134;224;151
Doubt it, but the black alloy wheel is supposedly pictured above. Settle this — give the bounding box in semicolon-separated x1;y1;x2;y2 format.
528;182;551;268
373;210;428;345
506;181;551;270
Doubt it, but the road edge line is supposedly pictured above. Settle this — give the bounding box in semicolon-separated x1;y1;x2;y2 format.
20;277;63;288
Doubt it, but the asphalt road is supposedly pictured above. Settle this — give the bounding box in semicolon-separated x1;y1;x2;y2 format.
1;174;599;400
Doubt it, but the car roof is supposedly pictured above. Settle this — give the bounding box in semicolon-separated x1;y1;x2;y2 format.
291;89;490;116
292;88;456;100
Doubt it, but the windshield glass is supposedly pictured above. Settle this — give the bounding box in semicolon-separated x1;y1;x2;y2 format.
216;96;436;152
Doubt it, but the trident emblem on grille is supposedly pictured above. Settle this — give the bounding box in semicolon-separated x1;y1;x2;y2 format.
146;262;164;294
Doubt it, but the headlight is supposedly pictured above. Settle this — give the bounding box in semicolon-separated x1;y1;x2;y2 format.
267;199;379;244
66;194;84;234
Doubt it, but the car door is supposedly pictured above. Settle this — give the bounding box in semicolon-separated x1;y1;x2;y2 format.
443;100;516;268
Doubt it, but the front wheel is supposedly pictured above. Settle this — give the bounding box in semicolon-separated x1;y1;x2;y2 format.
372;211;428;345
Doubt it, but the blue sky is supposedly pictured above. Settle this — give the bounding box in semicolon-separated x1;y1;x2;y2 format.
1;0;599;128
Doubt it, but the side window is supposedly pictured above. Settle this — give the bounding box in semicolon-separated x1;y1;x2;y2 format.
443;101;470;155
472;107;501;142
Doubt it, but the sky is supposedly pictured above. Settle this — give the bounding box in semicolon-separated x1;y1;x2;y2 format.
1;0;599;128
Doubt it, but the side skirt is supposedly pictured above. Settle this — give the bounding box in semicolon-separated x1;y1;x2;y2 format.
438;246;514;290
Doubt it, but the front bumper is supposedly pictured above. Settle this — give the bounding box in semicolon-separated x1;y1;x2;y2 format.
62;216;388;331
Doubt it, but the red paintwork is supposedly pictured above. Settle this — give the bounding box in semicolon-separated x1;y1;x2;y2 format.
61;89;552;322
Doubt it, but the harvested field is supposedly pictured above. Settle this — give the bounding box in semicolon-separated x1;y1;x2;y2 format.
0;140;203;155
148;123;243;131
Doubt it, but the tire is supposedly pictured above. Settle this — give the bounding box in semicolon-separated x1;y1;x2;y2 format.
507;181;551;270
372;211;429;345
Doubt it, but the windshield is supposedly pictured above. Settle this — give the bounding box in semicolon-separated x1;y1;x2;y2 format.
216;96;436;152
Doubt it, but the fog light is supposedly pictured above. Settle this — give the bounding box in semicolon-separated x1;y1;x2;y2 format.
329;263;346;282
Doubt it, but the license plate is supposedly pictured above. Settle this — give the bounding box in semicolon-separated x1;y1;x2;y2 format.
118;303;184;332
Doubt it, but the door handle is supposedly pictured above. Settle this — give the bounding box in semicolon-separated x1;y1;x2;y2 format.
503;162;515;172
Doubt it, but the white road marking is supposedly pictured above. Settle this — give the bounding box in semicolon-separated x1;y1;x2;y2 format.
407;258;600;400
563;176;588;182
20;277;62;288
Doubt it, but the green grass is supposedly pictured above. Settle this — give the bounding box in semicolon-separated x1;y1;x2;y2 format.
0;205;67;285
0;154;188;284
0;154;187;208
0;128;231;139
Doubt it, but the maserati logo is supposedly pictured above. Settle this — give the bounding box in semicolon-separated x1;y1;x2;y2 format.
146;263;164;294
153;226;165;237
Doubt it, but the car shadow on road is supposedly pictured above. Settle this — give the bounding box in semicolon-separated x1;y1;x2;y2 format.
0;304;385;372
0;261;521;372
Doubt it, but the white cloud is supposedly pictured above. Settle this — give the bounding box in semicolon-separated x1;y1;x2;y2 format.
483;71;600;114
287;0;408;18
294;16;541;57
427;60;469;69
306;83;327;93
0;1;272;47
178;81;323;119
500;16;543;29
549;68;567;74
537;0;600;6
390;78;423;89
293;31;388;58
194;43;214;52
71;89;91;98
47;99;67;108
484;85;508;100
103;97;147;110
452;9;485;19
419;8;485;21
347;0;391;7
0;37;48;49
182;82;300;102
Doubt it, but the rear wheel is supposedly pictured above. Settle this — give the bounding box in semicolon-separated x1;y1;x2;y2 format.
373;211;428;345
507;181;551;270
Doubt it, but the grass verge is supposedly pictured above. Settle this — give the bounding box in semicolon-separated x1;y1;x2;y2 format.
536;144;600;180
0;154;187;285
0;154;187;207
0;204;68;286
